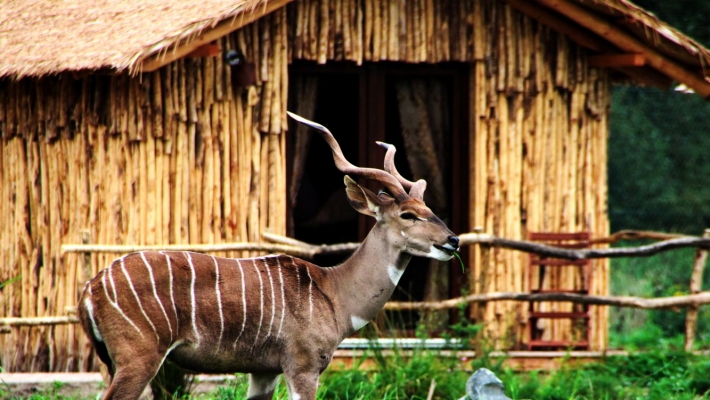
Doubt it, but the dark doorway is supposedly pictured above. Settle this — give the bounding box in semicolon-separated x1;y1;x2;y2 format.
287;62;469;333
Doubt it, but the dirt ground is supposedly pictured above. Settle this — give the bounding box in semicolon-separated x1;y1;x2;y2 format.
0;373;235;399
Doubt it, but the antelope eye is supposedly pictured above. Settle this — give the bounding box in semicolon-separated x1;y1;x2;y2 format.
400;212;417;220
377;190;393;199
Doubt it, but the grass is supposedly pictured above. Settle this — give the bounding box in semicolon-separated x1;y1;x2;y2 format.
7;350;710;400
5;339;710;399
156;347;710;400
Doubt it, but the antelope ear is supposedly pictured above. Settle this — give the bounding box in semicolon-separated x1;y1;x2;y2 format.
344;176;384;217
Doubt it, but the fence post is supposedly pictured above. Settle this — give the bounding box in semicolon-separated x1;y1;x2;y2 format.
685;229;710;351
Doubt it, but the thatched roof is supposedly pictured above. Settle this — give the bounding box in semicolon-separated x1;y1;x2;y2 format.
506;0;710;96
580;0;710;69
0;0;271;78
0;0;709;90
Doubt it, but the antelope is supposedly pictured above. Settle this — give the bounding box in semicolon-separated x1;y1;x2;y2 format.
78;112;460;400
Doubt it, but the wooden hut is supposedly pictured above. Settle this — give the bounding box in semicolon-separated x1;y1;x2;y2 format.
1;0;710;372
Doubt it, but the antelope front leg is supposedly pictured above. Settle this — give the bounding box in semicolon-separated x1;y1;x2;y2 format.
247;373;281;400
283;370;320;400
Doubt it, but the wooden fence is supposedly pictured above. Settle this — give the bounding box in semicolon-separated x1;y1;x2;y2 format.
2;229;710;351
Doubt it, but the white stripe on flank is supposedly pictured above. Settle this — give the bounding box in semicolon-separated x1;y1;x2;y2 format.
83;288;103;342
141;252;173;341
104;265;143;336
161;252;179;331
184;252;201;343
305;265;314;320
121;258;160;342
234;260;247;348
276;258;286;339
290;256;301;300
253;260;264;343
263;258;276;339
212;256;224;349
107;264;118;303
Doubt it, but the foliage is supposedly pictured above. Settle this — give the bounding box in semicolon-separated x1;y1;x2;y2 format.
609;86;710;234
607;0;710;244
607;0;710;344
607;247;710;348
511;351;710;400
0;276;20;290
183;348;710;400
8;336;710;400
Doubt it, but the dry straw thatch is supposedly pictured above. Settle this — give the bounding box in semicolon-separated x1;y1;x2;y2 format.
584;0;710;67
1;0;710;79
0;0;271;78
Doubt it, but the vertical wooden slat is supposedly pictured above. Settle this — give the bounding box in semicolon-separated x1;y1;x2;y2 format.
318;0;330;63
202;104;215;244
354;0;363;64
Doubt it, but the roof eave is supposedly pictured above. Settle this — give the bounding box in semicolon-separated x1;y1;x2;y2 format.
532;0;710;98
503;0;710;97
128;0;293;75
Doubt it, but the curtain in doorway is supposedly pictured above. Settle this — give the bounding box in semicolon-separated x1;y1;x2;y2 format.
395;78;452;329
288;76;319;236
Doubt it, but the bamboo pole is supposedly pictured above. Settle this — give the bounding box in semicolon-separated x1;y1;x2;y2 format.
354;0;363;64
328;0;337;60
270;13;283;135
236;95;249;247
259;133;269;237
308;0;319;60
342;0;353;59
318;0;330;63
388;0;398;60
202;108;215;244
1;317;80;327
62;242;317;258
294;0;306;59
373;0;382;60
248;117;261;245
212;105;222;244
267;134;279;232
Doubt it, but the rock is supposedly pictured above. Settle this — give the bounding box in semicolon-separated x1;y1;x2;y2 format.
463;368;512;400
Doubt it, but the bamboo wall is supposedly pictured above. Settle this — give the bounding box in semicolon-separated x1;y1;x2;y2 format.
0;0;611;372
0;10;288;372
285;0;610;350
468;2;610;350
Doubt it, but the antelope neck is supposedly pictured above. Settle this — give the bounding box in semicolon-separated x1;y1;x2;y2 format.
329;224;412;336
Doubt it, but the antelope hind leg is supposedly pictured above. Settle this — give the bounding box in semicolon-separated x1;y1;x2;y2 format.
247;373;281;400
101;351;165;400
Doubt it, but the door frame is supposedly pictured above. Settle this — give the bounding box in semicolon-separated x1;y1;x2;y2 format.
287;60;470;307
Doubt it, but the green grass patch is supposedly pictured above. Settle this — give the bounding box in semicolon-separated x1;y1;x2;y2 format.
5;345;710;399
179;348;710;400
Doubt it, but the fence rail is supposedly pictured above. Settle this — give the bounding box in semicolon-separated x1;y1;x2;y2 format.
6;229;710;348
